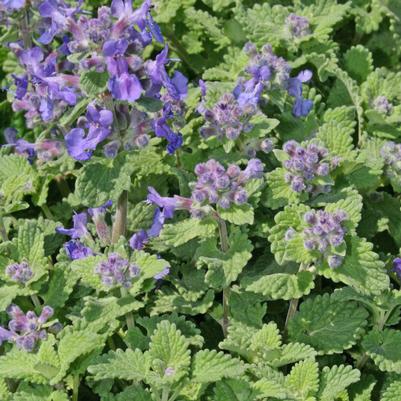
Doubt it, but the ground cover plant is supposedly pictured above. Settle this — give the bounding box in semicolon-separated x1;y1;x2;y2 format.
2;0;401;400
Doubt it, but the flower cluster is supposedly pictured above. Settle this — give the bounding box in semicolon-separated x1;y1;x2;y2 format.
282;140;339;194
285;14;310;38
11;45;79;126
381;141;401;184
190;158;264;211
56;201;112;260
373;96;393;115
302;209;347;268
4;128;64;164
95;253;140;288
4;0;187;161
236;43;313;118
197;43;313;151
199;93;254;141
0;305;54;351
6;261;33;284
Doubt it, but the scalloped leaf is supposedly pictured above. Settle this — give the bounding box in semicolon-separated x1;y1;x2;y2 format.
316;120;356;162
148;321;191;381
191;349;246;383
158;218;217;247
343;45;373;83
317;365;361;401
288;293;368;354
268;204;311;265
88;349;150;381
285;360;319;400
213;378;257;401
317;237;389;296
245;271;315;301
362;329;401;373
196;229;253;288
381;379;401;401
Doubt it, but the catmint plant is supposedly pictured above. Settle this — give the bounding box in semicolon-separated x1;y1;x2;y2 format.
2;0;401;400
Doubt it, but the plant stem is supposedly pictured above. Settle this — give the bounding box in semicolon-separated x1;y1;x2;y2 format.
0;215;8;242
41;204;54;220
72;374;79;401
284;298;299;332
217;217;230;336
21;9;32;48
120;287;134;330
31;294;41;310
112;191;134;329
161;388;169;401
111;190;128;243
284;263;307;333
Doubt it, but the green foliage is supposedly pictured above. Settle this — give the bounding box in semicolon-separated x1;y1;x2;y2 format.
288;293;369;354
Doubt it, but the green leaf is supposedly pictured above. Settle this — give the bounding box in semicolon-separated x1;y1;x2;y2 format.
317;365;361;401
317;237;389;296
52;322;108;384
79;71;108;96
362;329;401;373
191;350;246;383
288;293;368;354
74;153;133;206
0;155;37;214
343;45;374;83
285;360;319;400
229;288;266;328
218;204;254;225
316;120;356;162
381;379;401;401
268;204;311;265
213;379;258;401
88;349;150;381
196;229;253;288
42;264;79;309
324;187;363;231
148;321;191;382
270;342;317;368
245;270;315;301
158;218;217;247
0;349;49;384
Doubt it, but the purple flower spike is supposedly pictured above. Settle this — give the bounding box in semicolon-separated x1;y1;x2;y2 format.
129;207;171;250
64;240;93;260
95;253;140;288
56;212;89;239
286;13;310;38
6;261;33;284
301;209;347;268
282;140;337;195
0;305;58;351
